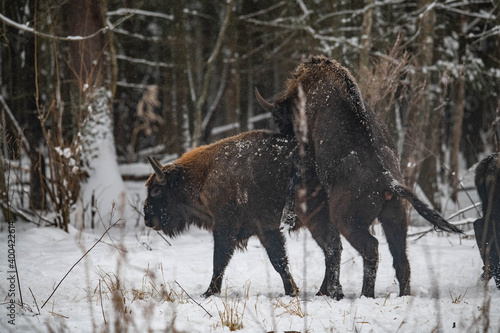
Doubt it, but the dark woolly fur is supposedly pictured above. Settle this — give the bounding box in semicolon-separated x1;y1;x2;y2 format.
144;130;343;298
257;55;461;299
474;152;500;288
278;56;371;136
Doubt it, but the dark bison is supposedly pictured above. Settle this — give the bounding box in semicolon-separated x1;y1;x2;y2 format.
255;55;462;298
474;152;500;289
144;130;340;298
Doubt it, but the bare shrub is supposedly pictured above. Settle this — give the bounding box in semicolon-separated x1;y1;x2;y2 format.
128;85;164;162
360;35;410;123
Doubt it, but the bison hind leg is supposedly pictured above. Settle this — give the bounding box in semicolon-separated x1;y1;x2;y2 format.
378;197;411;296
258;229;298;296
339;220;379;298
307;206;344;300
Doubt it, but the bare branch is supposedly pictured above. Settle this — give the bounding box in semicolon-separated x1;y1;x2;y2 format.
113;53;173;68
107;8;173;21
41;219;122;309
174;281;212;318
192;0;235;146
112;27;162;42
0;96;30;152
0;11;133;41
238;2;286;20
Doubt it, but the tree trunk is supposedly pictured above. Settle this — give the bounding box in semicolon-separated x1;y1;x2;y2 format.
67;0;108;92
192;0;234;146
358;0;373;94
449;13;467;202
169;0;190;155
401;0;440;210
2;0;46;210
66;0;125;228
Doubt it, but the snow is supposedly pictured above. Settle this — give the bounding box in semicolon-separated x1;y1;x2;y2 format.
3;216;500;332
2;173;499;332
77;88;130;227
1;148;499;332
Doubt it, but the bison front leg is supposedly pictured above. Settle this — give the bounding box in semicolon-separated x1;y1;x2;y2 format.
280;155;301;229
258;229;298;296
202;230;237;298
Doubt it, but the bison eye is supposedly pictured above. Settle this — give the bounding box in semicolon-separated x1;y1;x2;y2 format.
150;186;162;197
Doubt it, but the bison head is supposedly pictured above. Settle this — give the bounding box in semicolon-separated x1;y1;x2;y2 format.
144;156;190;237
254;87;295;137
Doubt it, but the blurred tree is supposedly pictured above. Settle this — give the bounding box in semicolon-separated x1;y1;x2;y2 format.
400;0;441;210
449;12;467;202
1;0;499;226
1;0;45;210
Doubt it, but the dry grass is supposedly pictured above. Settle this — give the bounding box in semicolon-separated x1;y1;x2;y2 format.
88;264;188;314
211;282;249;331
274;294;308;318
132;264;186;303
449;289;468;304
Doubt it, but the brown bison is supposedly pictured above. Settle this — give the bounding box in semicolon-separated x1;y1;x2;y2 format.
474;152;500;289
255;55;462;299
144;130;340;298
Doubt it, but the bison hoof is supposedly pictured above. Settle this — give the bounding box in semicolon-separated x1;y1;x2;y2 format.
361;292;375;298
316;289;344;301
201;289;217;298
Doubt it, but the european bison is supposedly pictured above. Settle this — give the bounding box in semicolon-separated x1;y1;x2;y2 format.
144;130;339;298
474;152;500;289
255;55;462;299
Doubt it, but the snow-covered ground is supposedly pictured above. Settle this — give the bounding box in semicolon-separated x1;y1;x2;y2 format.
2;171;499;332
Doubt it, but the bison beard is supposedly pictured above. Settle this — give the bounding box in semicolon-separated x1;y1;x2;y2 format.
474;152;500;289
256;55;462;298
144;130;343;298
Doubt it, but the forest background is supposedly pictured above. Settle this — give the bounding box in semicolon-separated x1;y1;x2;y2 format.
0;0;499;230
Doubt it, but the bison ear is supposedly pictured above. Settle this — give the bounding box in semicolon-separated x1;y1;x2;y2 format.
147;156;166;183
168;164;184;181
254;87;274;112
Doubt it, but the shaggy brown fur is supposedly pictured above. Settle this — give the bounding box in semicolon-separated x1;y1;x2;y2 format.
144;130;340;298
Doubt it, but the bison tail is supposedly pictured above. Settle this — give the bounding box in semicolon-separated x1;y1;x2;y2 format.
392;184;463;234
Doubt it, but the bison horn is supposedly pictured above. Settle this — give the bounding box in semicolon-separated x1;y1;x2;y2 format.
254;87;274;112
147;156;165;182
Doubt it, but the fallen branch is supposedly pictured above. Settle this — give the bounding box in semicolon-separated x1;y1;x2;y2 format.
175;280;212;318
41;219;121;309
446;202;481;220
408;218;475;241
